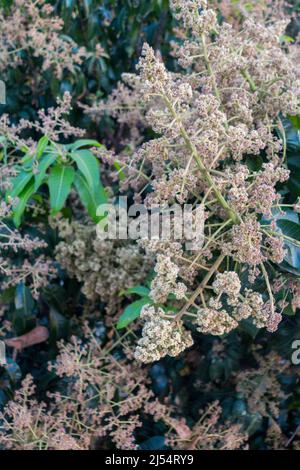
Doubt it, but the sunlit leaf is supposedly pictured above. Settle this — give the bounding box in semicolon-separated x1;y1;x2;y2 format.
48;165;75;214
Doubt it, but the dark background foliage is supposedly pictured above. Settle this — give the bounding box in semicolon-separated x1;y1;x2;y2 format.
1;0;175;143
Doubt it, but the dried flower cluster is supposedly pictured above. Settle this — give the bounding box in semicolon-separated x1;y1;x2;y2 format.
53;218;152;315
134;305;193;363
0;92;84;151
0;199;55;298
211;0;291;26
88;0;300;361
0;93;84;298
0;0;86;79
235;350;290;419
150;254;188;303
167;401;247;450
0;331;154;450
0;327;249;450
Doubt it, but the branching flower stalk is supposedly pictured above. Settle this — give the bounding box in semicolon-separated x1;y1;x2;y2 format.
84;0;300;362
176;254;226;320
162;94;240;224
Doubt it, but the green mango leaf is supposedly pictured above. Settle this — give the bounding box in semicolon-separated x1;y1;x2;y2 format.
64;0;75;10
12;180;35;227
239;319;259;339
279;260;300;276
69;139;103;151
117;297;151;330
246;154;263;172
139;436;166;451
283;303;296;316
14;283;34;313
69;149;100;193
209;359;224;381
74;171;107;221
19;136;49;165
13;283;36;335
244;413;263;437
5;359;22;384
49;307;70;344
8;171;33;199
120;285;150;297
288;115;300;130
41;285;68;313
276;219;300;270
287;166;300;199
273;207;299;224
113;161;126;181
34;153;57;191
280;35;295;44
48;165;75;215
21;152;35;165
0;287;15;303
283;118;300;198
36;135;49;159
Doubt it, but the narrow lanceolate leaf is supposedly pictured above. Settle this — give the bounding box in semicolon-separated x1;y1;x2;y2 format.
288;115;300;130
8;171;33;199
13;283;36;335
283;117;300;198
74;172;107;221
120;285;150;297
36;135;49;159
14;282;35;315
276;219;300;270
48;165;75;215
116;297;151;330
49;306;70;344
69;139;103;151
13;180;35;227
113;160;126;181
69;149;100;193
34;153;57;191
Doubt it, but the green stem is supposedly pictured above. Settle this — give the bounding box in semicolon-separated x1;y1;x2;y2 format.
262;228;300;248
201;34;221;102
176;254;226;319
260;262;275;315
164;95;240;224
241;69;257;92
